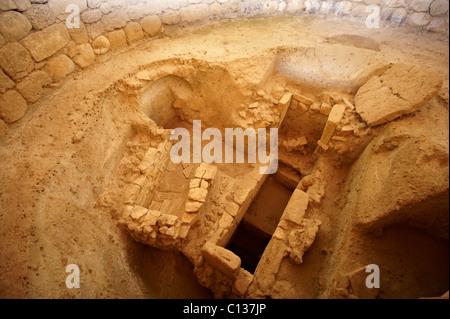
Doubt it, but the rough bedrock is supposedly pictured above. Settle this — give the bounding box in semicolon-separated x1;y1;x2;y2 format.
354;63;442;126
21;23;71;62
0;11;32;42
350;126;449;239
275;44;387;92
0;42;34;78
0;90;28;123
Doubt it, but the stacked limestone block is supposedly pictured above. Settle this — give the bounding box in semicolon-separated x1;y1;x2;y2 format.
125;139;172;208
181;163;218;239
194;240;254;299
185;163;218;212
118;205;184;250
247;188;321;298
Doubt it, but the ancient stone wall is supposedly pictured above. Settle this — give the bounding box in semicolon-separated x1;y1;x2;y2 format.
0;0;449;136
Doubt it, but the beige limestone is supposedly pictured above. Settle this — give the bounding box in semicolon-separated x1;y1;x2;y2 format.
107;29;127;48
281;189;309;226
81;9;103;24
288;219;322;264
21;23;71;62
48;0;88;20
130;206;148;221
354;63;443;126
319;104;346;144
0;0;16;10
293;93;313;105
188;187;208;202
0;42;34;78
67;22;89;44
44;54;75;82
201;241;241;278
124;21;144;44
0;90;27;123
69;43;95;69
185;200;203;213
140;15;162;37
162;10;181;25
144;210;161;226
0;69;14;93
13;0;31;11
180;4;209;23
0;118;6;138
15;70;52;103
0;11;32;42
225;201;240;217
92;35;110;55
233;268;253;296
23;3;56;30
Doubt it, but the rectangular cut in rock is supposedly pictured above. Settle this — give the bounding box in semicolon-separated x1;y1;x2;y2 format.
201;241;241;278
319;103;346;145
138;147;158;173
281;189;309;226
21;23;70;62
354;63;443;126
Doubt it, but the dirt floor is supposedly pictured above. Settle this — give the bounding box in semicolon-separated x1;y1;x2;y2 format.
0;16;448;298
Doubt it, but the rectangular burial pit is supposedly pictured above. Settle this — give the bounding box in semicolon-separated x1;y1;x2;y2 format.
226;174;294;273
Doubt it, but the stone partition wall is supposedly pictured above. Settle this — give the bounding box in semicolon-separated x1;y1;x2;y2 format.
0;0;449;136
